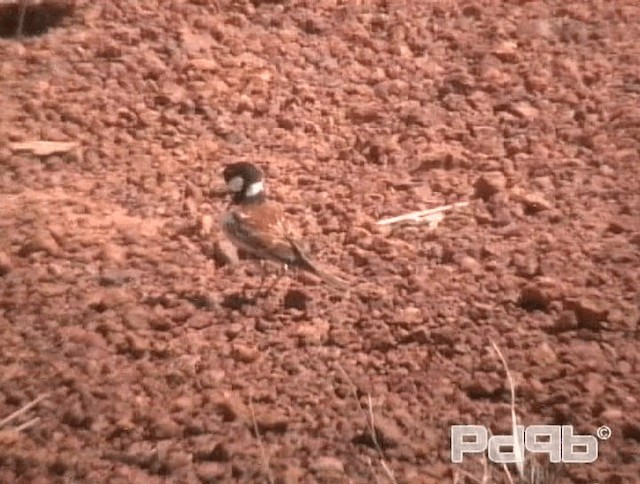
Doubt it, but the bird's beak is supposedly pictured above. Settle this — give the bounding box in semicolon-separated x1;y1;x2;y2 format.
210;182;229;197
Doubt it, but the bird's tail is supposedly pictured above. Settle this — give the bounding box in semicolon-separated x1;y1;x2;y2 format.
288;238;349;290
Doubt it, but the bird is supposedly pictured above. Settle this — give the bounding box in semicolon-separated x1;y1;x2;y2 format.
220;161;348;295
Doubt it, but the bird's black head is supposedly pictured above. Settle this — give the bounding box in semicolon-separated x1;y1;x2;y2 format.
223;162;266;204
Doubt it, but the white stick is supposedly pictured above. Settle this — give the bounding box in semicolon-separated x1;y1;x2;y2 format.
0;393;48;428
490;342;525;479
376;202;469;226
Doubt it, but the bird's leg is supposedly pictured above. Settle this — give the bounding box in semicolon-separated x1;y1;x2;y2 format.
255;260;268;294
247;260;269;303
255;263;288;299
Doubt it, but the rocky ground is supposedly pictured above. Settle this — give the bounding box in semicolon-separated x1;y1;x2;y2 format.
1;1;639;483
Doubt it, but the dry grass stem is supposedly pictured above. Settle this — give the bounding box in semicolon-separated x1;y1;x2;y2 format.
490;341;525;479
9;140;78;156
502;462;516;484
248;397;275;484
14;417;40;432
0;393;49;429
376;201;469;226
337;363;398;484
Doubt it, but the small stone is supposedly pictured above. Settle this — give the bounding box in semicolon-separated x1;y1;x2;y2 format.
373;416;406;448
310;456;344;474
280;466;305;484
296;319;330;345
200;215;214;236
213;239;238;266
536;341;557;365
172;396;194;412
148;313;172;331
347;105;382;123
235;95;254;114
355;415;405;449
554;310;578;332
186;313;212;330
622;422;640;442
189;58;219;71
214;392;250;422
180;196;198;217
255;413;289;434
99;269;134;287
458;256;482;274
404;327;430;344
276;114;296;131
564;298;609;329
47;263;63;277
194;438;231;462
581;373;606;396
152;416;182;439
231;343;260;363
301;13;329;34
123;307;150;329
474;172;507;200
163;450;192;472
463;374;503;400
184;182;202;200
511;101;539;119
62;403;92;429
518;191;553;213
607;216;634;234
196;462;226;482
0;250;11;276
512;253;539;278
283;289;309;311
598;164;615;176
393;307;423;326
519;285;551;311
599;408;624;422
18;231;60;256
100;243;127;263
0;429;21;445
614;149;638;164
493;41;519;63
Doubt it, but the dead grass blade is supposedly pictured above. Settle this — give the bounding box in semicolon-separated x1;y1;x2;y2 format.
9;140;78;157
248;397;275;484
490;341;525;480
452;451;491;484
0;393;49;429
337;363;397;484
376;201;469;226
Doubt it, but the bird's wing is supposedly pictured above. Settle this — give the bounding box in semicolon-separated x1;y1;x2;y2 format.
227;206;300;264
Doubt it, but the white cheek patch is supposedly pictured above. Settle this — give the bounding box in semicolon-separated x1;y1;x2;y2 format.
227;176;244;193
245;181;264;197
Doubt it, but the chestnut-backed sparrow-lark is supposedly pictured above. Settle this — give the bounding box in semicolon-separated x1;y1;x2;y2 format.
220;162;348;292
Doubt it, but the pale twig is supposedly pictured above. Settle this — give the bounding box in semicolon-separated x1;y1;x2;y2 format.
0;393;49;429
376;202;469;226
14;417;40;432
337;363;397;484
248;397;275;484
453;447;492;484
454;469;485;484
367;396;396;483
502;463;515;484
9;140;78;156
490;341;525;479
366;456;384;484
480;451;490;484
